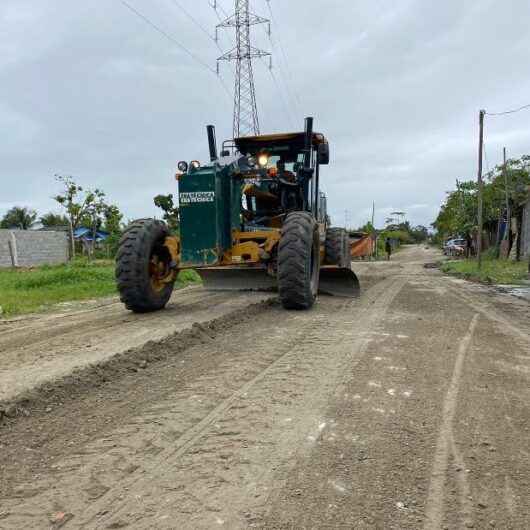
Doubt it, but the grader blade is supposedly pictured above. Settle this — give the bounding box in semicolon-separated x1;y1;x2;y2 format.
318;266;361;298
197;267;277;292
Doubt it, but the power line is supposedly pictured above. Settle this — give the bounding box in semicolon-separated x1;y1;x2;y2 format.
167;0;235;77
259;23;300;121
258;57;295;130
486;103;530;116
265;1;302;109
118;0;231;98
210;0;230;19
169;0;216;42
269;68;296;129
209;1;233;50
120;0;215;73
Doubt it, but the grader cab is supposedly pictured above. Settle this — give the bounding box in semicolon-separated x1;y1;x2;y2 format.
116;117;359;312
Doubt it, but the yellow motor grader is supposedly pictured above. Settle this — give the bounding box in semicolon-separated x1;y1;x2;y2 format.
116;117;359;311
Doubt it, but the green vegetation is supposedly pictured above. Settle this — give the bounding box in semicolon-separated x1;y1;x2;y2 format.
355;217;429;259
40;212;70;228
1;206;37;229
154;193;180;232
432;155;530;255
54;174;125;258
0;260;201;318
441;259;528;285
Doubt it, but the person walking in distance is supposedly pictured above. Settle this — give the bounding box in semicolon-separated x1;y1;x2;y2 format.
385;237;392;261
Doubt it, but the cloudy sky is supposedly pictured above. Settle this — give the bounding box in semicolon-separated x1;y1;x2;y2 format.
2;0;530;229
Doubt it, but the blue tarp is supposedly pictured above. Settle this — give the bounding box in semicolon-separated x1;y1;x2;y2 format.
73;227;109;242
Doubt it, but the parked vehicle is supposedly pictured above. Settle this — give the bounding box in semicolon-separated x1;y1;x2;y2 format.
443;238;466;256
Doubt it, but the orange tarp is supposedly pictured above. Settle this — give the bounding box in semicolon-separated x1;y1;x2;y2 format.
350;235;374;258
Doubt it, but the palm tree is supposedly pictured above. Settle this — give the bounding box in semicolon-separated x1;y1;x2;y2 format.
40;212;69;228
0;206;38;229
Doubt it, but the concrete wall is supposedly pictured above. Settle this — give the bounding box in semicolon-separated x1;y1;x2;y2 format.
0;230;69;268
522;199;530;258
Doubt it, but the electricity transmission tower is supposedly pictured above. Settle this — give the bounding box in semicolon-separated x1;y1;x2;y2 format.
216;0;271;138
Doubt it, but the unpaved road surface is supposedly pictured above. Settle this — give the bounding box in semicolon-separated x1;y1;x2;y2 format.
1;246;529;529
0;287;273;402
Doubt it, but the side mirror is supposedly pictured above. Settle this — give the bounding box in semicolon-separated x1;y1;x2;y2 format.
317;143;330;165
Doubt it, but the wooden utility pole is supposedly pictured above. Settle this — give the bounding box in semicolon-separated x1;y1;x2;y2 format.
503;147;510;239
477;109;485;269
371;201;376;259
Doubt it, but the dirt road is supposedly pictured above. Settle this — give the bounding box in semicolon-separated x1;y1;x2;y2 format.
1;246;529;529
0;288;273;403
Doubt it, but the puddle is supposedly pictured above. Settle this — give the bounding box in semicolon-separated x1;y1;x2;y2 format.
496;284;530;302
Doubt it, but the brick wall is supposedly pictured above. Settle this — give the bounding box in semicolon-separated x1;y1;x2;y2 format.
0;230;69;268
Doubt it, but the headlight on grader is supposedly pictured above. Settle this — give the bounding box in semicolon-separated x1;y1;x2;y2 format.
178;161;188;172
190;160;201;169
258;154;269;167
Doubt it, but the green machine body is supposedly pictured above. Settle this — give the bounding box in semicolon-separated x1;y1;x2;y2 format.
178;164;241;267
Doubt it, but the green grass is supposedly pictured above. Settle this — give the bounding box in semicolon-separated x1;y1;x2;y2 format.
441;258;528;285
0;260;201;318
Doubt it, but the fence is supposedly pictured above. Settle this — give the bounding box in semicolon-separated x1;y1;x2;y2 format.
0;230;69;268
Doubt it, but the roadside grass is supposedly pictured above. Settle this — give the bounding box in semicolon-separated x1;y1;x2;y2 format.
441;258;528;285
0;259;201;318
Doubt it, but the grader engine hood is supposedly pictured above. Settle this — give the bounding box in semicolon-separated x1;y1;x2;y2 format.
178;165;241;267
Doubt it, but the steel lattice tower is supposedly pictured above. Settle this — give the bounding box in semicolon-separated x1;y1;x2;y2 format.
216;1;270;138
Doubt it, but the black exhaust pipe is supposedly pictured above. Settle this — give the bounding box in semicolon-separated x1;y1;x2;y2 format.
207;125;218;162
303;116;314;169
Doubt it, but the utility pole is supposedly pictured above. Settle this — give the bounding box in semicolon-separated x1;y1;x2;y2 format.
371;201;376;259
502;147;510;240
216;1;271;138
477;109;485;269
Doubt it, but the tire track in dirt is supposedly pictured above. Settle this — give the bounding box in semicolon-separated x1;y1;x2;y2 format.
258;255;478;529
1;276;399;529
423;314;479;530
0;290;271;404
0;288;219;351
445;283;530;346
80;276;406;528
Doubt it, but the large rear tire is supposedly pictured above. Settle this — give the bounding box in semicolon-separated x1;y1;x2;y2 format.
115;219;175;313
278;212;320;310
325;227;350;268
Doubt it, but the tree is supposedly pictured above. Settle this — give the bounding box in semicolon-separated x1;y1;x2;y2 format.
390;211;406;225
40;212;69;228
53;174;109;258
154;194;179;232
54;175;103;231
103;204;123;234
357;221;375;234
103;204;124;255
409;225;429;243
432;155;530;257
0;206;37;229
432;180;478;240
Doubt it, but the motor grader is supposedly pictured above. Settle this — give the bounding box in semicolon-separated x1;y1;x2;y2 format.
115;117;359;311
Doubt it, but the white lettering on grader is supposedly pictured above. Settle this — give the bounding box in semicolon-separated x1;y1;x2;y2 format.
180;191;215;204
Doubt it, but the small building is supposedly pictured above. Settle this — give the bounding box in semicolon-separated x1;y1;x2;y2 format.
73;227;110;255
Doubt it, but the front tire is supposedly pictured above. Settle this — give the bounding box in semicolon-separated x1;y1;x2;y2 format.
278;212;320;310
115;219;175;313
